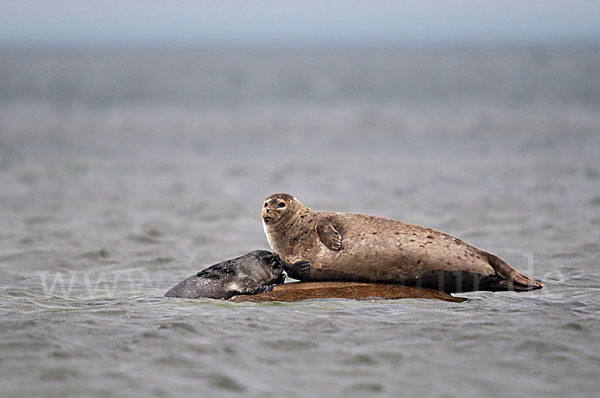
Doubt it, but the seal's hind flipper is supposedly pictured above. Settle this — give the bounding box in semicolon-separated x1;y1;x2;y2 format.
284;261;311;281
485;252;543;291
316;219;342;250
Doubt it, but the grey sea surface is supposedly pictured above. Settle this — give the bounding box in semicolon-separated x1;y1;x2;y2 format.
1;47;600;397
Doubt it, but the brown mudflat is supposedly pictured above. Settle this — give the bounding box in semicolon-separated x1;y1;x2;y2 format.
230;281;466;303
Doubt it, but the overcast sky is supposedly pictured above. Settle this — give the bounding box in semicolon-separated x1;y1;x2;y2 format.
1;1;599;48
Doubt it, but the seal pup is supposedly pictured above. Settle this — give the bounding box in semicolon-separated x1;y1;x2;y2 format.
262;193;543;293
164;250;285;299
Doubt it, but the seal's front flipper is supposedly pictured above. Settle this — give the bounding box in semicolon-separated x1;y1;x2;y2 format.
232;278;277;296
284;260;311;281
316;219;342;250
253;284;277;294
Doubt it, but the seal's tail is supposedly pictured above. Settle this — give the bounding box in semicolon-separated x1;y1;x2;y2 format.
485;252;543;291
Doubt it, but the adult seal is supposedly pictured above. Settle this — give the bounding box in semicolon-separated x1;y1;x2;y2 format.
262;193;543;293
164;250;285;299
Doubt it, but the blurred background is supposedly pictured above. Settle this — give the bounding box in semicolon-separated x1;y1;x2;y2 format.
1;1;600;397
2;0;600;48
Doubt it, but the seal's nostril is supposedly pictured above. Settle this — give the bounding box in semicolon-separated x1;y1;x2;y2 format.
266;209;270;213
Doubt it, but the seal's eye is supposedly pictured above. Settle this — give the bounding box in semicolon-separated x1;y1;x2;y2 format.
264;202;268;208
278;202;286;208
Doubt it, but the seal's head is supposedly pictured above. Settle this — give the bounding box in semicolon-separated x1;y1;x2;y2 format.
262;193;300;227
244;250;286;285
